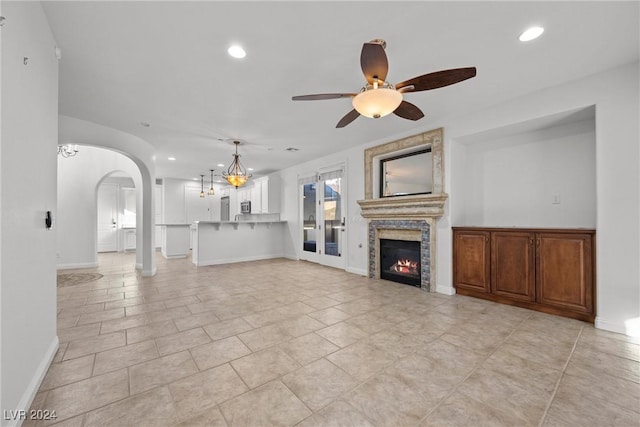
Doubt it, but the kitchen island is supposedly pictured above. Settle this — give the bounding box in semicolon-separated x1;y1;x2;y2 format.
191;220;287;267
157;223;191;259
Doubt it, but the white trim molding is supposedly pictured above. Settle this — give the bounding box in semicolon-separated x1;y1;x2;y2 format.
435;285;456;296
57;262;98;270
7;337;59;427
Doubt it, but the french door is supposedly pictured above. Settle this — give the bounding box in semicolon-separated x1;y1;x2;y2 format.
300;167;346;269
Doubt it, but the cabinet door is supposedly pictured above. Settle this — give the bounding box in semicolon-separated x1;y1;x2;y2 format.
453;230;491;293
536;233;594;314
260;179;269;213
491;231;535;301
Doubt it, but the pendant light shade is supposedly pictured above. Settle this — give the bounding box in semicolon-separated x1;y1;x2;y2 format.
223;141;252;189
208;169;215;195
199;174;205;198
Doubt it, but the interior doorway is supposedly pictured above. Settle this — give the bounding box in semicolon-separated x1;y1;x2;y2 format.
97;173;137;254
97;182;118;252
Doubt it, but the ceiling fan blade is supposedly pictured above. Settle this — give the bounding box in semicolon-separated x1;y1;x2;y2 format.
336;109;360;128
360;42;389;84
396;67;477;93
292;93;356;101
393;101;425;121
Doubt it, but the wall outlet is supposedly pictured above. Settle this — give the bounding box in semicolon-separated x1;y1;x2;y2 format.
552;194;561;204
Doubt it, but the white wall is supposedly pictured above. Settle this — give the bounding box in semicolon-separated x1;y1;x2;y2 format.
161;178;224;223
280;62;639;337
446;62;639;336
0;1;59;419
57;146;142;268
460;119;596;228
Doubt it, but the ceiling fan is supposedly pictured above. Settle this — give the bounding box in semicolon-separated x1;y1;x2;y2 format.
292;39;476;128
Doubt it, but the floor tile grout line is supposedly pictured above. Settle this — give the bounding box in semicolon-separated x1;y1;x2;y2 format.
538;324;584;427
417;312;534;425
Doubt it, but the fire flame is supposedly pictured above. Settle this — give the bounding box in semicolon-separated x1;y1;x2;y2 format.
391;259;419;275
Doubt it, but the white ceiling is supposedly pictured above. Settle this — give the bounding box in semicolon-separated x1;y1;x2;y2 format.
41;1;639;181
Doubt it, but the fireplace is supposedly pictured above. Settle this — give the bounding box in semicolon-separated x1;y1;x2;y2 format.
380;239;421;287
357;128;448;293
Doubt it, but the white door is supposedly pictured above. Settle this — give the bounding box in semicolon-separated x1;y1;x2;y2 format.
299;168;346;269
318;174;346;269
97;183;118;252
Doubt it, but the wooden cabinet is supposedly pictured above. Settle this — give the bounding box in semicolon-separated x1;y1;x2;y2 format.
453;227;595;322
491;231;535;302
536;232;594;314
453;230;490;293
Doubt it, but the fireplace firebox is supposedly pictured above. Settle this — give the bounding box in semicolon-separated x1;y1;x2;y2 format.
380;239;421;287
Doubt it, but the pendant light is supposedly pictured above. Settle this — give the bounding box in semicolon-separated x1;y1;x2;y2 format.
223;141;252;189
208;169;215;195
199;174;205;198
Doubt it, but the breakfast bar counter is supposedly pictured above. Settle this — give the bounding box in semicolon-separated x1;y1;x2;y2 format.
191;220;287;267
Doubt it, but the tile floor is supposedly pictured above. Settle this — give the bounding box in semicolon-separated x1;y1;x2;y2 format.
27;252;640;426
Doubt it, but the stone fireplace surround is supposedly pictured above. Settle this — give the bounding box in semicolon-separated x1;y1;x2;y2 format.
358;128;447;292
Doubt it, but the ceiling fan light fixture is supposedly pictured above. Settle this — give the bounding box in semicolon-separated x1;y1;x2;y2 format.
352;85;402;119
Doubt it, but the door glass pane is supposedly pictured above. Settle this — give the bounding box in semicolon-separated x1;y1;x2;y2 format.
324;178;342;257
302;183;317;253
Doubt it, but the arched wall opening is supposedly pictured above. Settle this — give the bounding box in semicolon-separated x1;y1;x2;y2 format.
58;116;157;276
57;146;150;272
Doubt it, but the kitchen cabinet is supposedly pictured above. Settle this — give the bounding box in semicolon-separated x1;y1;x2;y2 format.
251;176;281;214
453;227;595;322
124;228;136;251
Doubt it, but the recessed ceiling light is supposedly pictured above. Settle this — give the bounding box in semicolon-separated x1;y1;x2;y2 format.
227;45;246;59
217;163;225;167
193;178;199;181
168;157;176;161
519;26;544;42
247;168;254;171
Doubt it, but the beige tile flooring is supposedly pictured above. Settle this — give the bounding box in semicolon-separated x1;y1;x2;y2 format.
28;252;639;426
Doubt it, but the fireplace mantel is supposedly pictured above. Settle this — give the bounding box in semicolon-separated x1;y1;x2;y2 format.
357;193;448;220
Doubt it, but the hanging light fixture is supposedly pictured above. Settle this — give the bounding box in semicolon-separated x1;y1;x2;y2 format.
199;174;205;198
352;80;402;119
223;141;252;189
208;169;215;195
57;144;79;158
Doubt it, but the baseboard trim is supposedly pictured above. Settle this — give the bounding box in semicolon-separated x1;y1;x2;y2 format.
196;253;285;267
346;267;367;276
435;285;456;296
56;262;98;270
595;316;640;339
141;267;156;277
7;336;59;427
161;254;187;260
